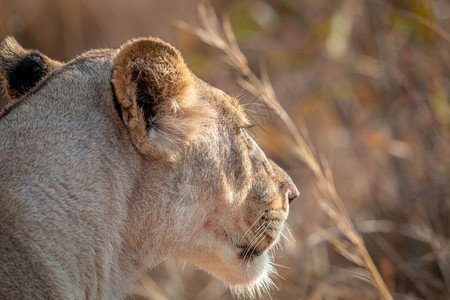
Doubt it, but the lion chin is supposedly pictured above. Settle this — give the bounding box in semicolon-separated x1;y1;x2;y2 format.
225;252;277;299
178;238;279;299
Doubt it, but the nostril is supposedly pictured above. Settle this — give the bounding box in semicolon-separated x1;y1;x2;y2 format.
288;189;299;203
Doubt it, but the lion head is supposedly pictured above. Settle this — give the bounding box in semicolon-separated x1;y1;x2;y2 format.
112;38;299;297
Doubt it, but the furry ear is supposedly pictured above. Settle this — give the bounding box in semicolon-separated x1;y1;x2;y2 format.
0;36;61;100
112;37;212;160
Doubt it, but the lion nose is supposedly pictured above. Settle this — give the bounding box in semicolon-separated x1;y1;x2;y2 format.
287;186;299;203
268;159;300;205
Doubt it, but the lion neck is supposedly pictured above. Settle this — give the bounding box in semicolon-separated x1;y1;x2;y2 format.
116;159;207;293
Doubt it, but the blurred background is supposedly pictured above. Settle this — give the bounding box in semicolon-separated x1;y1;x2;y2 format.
1;0;449;299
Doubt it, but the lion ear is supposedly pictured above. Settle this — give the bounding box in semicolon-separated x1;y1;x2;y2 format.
112;37;208;160
0;36;61;100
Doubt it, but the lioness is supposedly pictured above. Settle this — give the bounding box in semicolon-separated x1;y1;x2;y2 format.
0;36;298;299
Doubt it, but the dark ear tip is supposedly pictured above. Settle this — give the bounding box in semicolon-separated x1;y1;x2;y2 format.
0;37;61;100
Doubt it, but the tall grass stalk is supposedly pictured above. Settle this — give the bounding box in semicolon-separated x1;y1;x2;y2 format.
179;4;393;299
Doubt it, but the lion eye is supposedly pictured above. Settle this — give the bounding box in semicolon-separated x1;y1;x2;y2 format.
242;124;256;129
236;124;254;135
239;124;255;130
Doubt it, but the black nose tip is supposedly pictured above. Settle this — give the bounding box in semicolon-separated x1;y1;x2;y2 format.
288;188;299;203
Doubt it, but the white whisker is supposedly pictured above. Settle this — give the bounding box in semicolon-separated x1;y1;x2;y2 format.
284;223;296;243
240;212;265;243
243;221;272;263
270;262;289;269
234;88;247;100
242;230;266;263
280;232;292;245
242;222;267;251
249;233;268;258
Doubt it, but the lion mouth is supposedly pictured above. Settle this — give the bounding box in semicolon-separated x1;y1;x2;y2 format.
238;245;265;260
235;224;285;262
231;221;285;262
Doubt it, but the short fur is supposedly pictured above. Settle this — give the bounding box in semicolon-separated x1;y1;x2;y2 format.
0;36;299;299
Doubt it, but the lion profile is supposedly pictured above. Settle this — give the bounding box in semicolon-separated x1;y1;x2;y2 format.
0;36;298;299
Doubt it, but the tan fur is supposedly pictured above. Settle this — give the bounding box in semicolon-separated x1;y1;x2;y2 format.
0;37;298;299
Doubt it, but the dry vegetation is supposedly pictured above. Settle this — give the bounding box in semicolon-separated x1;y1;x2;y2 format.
1;0;449;299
